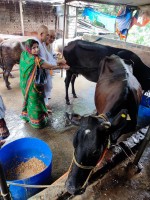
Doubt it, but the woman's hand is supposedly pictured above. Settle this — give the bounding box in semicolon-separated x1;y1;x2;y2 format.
56;52;62;58
57;58;66;65
59;64;70;70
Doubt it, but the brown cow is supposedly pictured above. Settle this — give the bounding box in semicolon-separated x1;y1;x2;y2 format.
65;55;142;195
0;36;34;89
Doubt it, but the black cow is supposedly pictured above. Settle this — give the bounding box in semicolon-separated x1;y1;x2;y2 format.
65;55;142;195
63;40;150;105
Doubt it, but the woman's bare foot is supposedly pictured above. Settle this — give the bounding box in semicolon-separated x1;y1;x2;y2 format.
46;105;52;113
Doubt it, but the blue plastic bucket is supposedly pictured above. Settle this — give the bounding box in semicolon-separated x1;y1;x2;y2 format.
137;104;150;127
0;137;53;200
137;92;150;127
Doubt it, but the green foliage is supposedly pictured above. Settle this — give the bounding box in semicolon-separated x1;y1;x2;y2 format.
78;4;120;16
127;23;150;46
144;22;150;31
94;4;120;16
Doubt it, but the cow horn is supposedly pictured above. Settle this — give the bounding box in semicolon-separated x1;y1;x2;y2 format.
101;121;111;129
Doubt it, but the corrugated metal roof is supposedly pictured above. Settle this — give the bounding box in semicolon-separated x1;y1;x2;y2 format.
66;0;150;7
3;0;150;7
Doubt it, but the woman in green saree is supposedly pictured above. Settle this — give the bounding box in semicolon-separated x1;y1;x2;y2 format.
20;39;69;128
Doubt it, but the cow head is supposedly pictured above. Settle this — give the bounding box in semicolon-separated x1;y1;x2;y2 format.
65;109;128;195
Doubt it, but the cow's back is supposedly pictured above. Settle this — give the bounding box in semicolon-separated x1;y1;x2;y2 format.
0;37;32;68
63;40;124;69
64;40;101;68
64;39;150;92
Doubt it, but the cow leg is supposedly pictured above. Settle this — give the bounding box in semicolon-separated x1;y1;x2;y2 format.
0;66;3;78
71;74;77;98
65;70;73;105
3;70;11;90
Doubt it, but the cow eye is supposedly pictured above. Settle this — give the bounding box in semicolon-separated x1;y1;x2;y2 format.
85;129;91;134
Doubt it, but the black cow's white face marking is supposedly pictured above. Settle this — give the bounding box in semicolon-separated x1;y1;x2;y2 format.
85;129;91;134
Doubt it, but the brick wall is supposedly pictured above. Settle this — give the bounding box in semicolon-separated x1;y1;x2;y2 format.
0;1;56;35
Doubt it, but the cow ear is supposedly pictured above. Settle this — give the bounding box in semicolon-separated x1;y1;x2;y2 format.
65;112;82;126
73;131;79;148
123;59;134;67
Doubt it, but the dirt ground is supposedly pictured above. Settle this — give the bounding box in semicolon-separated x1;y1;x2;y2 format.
0;69;150;200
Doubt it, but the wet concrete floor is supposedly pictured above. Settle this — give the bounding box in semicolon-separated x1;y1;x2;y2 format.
0;69;96;182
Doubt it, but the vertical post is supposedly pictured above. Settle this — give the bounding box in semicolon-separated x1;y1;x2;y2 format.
61;0;67;78
0;162;11;200
75;7;78;37
19;0;24;36
55;15;58;31
66;5;69;39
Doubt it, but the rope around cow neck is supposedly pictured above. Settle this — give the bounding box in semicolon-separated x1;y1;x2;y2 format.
69;136;111;190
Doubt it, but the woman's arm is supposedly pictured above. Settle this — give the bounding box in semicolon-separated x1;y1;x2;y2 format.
41;62;69;70
41;62;61;70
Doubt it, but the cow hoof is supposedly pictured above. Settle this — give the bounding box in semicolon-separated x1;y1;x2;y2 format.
73;94;78;98
7;86;12;90
66;101;71;105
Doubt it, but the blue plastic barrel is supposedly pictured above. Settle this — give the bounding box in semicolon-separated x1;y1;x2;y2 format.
137;92;150;127
0;137;53;200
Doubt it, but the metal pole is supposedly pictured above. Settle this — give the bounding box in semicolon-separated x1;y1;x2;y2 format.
19;0;24;36
0;162;11;200
61;0;67;78
133;126;150;165
75;7;78;37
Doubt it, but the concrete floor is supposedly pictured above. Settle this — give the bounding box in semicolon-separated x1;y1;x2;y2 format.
0;69;96;182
